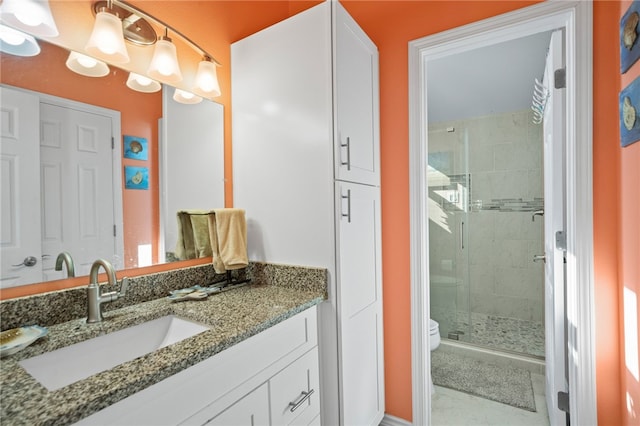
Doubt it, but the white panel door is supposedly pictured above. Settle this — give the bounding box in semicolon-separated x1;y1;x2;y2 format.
543;29;568;426
0;87;43;287
39;103;115;278
334;3;380;187
335;181;384;426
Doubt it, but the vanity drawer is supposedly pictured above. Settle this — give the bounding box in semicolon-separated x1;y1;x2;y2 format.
204;383;269;426
269;347;320;426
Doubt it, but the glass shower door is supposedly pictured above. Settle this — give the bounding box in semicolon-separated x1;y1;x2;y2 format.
427;126;470;340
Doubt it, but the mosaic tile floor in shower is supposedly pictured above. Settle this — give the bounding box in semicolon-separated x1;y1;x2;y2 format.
432;310;545;358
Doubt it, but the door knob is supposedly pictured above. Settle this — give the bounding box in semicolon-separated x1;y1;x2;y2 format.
12;256;38;267
533;254;546;263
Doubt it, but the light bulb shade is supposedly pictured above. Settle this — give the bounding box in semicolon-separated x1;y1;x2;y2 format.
173;88;202;104
126;72;161;93
85;10;129;64
65;51;109;77
0;0;59;37
147;37;182;84
193;59;221;98
0;24;40;56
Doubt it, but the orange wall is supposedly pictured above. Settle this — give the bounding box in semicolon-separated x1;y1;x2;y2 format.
619;2;640;424
339;0;629;423
0;42;162;270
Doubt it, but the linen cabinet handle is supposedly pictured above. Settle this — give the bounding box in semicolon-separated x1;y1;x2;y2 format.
341;189;351;223
288;389;315;412
341;136;351;170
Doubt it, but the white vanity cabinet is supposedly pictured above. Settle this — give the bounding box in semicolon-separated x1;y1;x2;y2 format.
76;307;320;426
232;2;383;425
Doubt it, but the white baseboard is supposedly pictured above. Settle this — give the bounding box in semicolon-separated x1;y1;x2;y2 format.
379;414;412;426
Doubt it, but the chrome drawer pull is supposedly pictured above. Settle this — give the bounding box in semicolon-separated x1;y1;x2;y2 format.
288;389;315;412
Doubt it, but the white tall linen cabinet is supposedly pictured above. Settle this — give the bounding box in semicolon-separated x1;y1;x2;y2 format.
232;1;383;425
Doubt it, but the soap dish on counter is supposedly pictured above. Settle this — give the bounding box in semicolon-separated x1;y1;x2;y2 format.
0;325;48;358
167;285;223;302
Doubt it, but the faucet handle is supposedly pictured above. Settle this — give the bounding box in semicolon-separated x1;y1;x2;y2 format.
118;277;129;297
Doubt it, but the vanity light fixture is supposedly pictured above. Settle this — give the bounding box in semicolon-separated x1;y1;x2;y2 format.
91;0;222;98
194;56;221;98
0;24;40;57
0;0;59;38
65;51;110;77
85;2;130;64
126;72;161;93
173;88;202;105
147;30;182;84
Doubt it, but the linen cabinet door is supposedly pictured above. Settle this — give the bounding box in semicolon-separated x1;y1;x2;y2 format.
334;3;380;187
335;181;384;426
203;383;269;426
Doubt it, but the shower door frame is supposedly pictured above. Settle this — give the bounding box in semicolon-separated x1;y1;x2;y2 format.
408;1;594;425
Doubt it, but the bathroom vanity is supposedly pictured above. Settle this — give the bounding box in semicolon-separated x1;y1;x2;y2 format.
0;263;326;425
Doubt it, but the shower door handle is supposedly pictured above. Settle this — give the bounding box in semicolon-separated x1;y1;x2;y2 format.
461;221;464;250
533;254;546;263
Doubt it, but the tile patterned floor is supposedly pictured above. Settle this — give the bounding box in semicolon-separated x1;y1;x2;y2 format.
432;310;545;357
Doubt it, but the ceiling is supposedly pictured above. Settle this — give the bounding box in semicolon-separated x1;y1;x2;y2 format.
427;30;553;123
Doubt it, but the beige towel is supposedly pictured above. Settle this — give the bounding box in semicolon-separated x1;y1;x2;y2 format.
208;208;248;273
175;210;214;260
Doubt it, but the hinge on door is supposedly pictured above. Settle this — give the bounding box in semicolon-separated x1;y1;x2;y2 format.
555;230;566;251
554;68;566;89
112;137;115;149
558;391;570;413
113;225;116;237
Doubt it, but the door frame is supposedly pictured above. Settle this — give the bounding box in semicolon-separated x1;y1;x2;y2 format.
408;1;594;424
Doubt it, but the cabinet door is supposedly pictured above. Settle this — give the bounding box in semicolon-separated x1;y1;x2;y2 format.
335;181;384;426
334;3;380;186
204;383;269;426
270;348;320;426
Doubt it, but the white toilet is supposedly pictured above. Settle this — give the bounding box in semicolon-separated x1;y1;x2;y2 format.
429;319;441;392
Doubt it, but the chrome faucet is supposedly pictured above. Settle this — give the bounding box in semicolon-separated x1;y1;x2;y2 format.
87;259;129;323
54;252;75;278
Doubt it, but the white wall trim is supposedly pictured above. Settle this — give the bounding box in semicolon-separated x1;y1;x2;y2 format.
380;413;412;426
408;1;595;424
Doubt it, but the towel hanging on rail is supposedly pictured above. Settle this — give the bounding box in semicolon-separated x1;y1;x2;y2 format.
175;210;214;260
174;209;248;274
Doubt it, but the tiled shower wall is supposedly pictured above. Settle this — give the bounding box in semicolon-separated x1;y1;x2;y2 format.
429;109;544;323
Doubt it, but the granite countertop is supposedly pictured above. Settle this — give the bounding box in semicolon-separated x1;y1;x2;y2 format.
0;282;326;425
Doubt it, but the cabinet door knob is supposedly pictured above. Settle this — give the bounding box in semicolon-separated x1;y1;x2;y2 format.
341;189;351;223
341;136;351;171
288;389;315;412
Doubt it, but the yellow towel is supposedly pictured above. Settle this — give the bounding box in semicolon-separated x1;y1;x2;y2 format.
209;209;248;273
175;210;214;260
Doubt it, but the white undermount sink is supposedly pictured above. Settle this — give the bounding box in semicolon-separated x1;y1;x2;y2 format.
18;315;210;391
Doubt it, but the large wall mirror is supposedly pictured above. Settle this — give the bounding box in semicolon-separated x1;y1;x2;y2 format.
0;38;225;289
